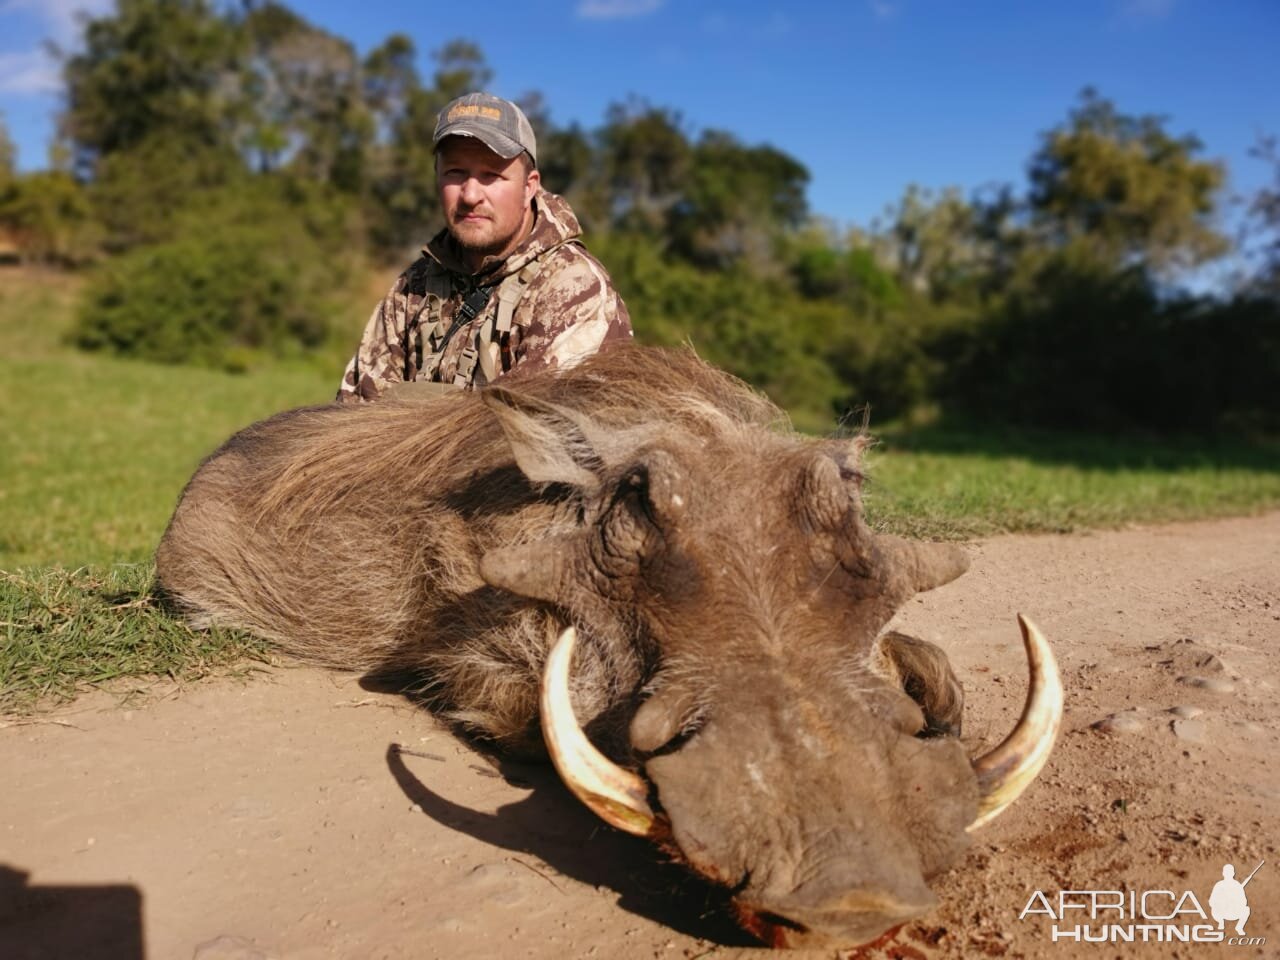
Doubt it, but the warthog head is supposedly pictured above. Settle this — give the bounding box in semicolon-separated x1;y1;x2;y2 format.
477;384;1062;948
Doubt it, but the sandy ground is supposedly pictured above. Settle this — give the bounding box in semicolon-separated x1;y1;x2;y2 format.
3;512;1278;960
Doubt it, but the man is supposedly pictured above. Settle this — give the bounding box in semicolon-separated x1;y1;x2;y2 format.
337;92;632;402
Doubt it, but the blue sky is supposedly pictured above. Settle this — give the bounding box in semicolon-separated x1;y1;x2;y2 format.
1;0;1277;232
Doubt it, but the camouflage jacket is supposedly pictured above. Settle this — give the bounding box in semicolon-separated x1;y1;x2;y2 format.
337;189;632;402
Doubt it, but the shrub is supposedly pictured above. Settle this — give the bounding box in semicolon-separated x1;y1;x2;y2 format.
74;180;358;370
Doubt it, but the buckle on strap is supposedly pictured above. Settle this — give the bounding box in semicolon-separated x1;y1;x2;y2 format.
453;345;479;385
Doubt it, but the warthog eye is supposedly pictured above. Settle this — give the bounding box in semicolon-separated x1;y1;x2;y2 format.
614;448;687;531
754;911;809;934
640;713;706;758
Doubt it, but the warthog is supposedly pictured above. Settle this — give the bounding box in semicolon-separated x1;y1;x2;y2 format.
156;346;1062;948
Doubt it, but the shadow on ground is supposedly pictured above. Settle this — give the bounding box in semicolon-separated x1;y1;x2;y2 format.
0;864;145;960
383;742;757;947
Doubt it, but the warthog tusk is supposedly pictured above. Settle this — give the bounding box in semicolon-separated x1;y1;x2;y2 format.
541;626;662;837
968;614;1064;831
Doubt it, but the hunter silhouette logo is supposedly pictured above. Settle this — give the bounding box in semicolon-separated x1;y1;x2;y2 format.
1018;859;1267;945
1210;861;1264;937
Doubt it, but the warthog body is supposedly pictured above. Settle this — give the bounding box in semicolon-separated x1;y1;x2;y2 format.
157;346;1051;948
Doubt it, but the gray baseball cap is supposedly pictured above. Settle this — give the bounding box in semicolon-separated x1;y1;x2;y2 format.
433;92;537;166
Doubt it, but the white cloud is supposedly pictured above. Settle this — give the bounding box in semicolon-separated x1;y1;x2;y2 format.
868;0;900;20
0;49;59;94
2;0;113;42
1120;0;1175;20
0;0;113;96
577;0;665;20
701;9;791;38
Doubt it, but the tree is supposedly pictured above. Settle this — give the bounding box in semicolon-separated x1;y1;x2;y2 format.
236;3;371;191
430;39;493;104
0;112;14;196
360;33;424;253
514;93;606;229
57;0;246;252
362;33;419;134
785;224;902;315
598;99;691;234
871;184;993;301
59;0;242;175
234;1;309;173
671;130;809;269
1242;135;1280;297
1028;88;1228;272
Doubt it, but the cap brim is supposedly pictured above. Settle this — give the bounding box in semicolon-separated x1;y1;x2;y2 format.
434;125;526;160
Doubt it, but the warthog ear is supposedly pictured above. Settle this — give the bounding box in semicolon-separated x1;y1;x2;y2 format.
482;386;607;492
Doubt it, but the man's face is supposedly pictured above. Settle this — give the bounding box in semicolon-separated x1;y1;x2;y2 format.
437;136;539;267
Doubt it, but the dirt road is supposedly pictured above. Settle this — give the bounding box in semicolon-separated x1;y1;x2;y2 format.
4;513;1278;959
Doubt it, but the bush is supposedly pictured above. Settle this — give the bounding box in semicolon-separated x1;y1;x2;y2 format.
940;247;1280;434
74;180;359;370
595;233;848;431
0;170;102;266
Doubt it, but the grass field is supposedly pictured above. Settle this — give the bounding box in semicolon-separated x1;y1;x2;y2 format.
0;565;271;713
864;423;1280;538
1;268;340;569
2;265;1279;711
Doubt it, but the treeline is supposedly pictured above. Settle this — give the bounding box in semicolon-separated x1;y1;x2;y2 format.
1;0;1278;434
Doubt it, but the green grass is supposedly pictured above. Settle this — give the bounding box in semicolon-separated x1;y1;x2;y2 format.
0;565;270;714
1;267;336;711
2;265;1278;711
865;424;1280;538
1;268;338;568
